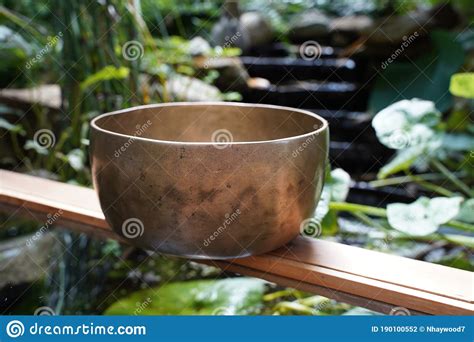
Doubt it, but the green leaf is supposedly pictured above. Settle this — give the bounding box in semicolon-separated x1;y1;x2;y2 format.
387;197;463;235
457;198;474;224
80;66;130;91
449;73;474;99
0;117;25;135
327;168;351;202
372;98;447;178
435;253;473;271
371;98;441;150
104;278;266;315
444;234;474;250
441;133;474;152
369;30;465;113
65;149;85;171
377;146;423;179
24;139;49;155
313;168;350;235
314;187;331;222
222;91;243;102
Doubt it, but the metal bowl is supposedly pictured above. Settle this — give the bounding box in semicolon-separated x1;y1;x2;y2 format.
90;102;329;259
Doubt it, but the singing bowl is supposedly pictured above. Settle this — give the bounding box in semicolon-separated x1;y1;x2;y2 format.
90;102;329;259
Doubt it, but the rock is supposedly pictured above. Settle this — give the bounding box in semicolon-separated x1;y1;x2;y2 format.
199;57;249;92
211;16;249;51
247;77;271;90
329;16;374;46
366;10;430;45
239;12;273;48
0;232;58;289
289;9;331;41
211;12;273;53
166;74;223;101
211;0;249;51
330;15;374;35
188;36;212;57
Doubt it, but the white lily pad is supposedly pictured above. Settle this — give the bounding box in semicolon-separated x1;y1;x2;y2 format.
328;168;351;202
387;197;463;235
372;98;441;150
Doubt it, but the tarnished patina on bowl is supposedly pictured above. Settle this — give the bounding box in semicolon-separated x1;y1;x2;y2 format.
90;102;329;259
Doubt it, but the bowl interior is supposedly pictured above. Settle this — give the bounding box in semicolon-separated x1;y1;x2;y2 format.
93;103;325;143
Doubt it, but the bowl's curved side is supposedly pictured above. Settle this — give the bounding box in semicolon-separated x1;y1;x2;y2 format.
90;121;329;259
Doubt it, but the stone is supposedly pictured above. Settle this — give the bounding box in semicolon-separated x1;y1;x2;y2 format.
0;232;57;289
330;15;374;35
239;12;273;48
289;9;331;41
367;10;430;45
188;36;212;57
211;16;249;51
166;74;223;101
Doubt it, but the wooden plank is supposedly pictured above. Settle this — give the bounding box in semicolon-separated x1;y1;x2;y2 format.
201;260;427;315
1;170;473;315
270;237;472;303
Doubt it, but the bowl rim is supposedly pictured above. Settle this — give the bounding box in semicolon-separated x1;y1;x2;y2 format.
91;102;329;146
